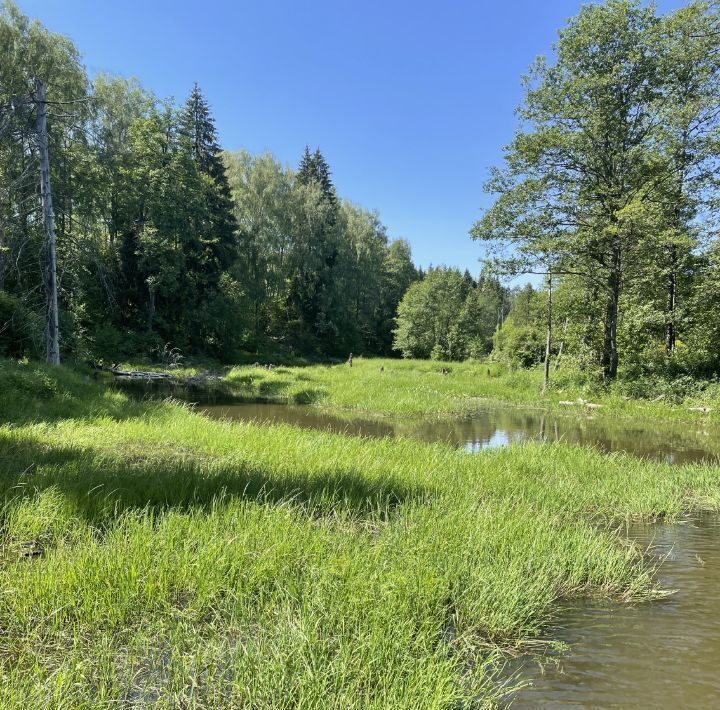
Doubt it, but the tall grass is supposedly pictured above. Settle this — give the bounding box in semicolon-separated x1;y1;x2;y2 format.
221;357;720;420
0;359;719;706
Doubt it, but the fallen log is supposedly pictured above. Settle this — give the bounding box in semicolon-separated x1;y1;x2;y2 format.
109;368;177;381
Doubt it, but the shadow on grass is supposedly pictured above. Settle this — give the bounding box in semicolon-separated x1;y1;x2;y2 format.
0;361;162;426
224;372;327;405
0;434;428;527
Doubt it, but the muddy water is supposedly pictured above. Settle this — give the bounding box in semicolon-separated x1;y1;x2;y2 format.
199;402;720;464
505;515;720;709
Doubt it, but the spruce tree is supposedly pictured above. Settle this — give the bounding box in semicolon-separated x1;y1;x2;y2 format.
297;146;338;207
178;84;237;281
290;146;341;349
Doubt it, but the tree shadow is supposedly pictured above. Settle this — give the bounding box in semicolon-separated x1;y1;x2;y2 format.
0;361;163;426
0;434;429;529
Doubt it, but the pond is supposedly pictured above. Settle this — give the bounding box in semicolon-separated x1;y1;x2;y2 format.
199;402;720;465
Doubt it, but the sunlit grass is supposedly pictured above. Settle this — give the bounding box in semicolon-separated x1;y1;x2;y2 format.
1;358;719;706
222;357;720;421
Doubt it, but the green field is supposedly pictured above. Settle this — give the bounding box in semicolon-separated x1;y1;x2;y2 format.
1;358;720;707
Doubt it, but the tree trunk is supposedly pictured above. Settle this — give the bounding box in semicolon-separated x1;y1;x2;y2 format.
35;78;60;366
665;245;677;356
0;222;6;292
146;287;155;333
542;272;552;393
554;318;568;371
601;247;620;381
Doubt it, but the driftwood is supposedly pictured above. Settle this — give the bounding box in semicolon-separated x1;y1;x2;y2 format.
558;399;603;409
109;368;177;382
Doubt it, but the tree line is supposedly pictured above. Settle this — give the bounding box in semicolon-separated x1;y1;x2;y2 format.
473;0;720;380
0;1;421;363
3;0;720;379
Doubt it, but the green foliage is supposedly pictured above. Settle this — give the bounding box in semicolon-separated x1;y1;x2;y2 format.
3;0;720;386
0;291;43;357
394;267;508;360
472;0;720;380
223;149;420;358
492;286;546;367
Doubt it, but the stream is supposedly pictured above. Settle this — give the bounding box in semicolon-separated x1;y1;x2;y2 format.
503;515;720;708
200;402;720;707
199;401;720;465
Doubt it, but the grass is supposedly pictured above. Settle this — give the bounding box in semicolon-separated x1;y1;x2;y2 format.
215;357;720;421
1;358;719;706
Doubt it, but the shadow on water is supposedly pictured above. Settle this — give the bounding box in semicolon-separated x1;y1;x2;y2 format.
199;402;720;465
109;372;328;406
501;514;720;709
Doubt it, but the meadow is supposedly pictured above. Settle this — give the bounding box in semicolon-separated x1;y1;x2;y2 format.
157;357;720;421
1;358;720;707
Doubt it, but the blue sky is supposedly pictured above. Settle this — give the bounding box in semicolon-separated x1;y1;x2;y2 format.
19;0;685;275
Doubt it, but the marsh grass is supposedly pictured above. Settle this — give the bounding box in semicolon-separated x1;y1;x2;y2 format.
220;358;720;421
1;359;719;706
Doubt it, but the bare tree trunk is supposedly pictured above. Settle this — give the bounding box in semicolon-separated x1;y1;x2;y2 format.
0;222;6;292
542;271;552;394
665;244;677;356
146;286;155;333
554;318;568;371
35;78;60;366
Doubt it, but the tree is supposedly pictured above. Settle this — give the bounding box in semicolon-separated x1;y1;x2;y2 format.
492;285;546;367
474;1;720;379
393;267;495;360
0;0;88;358
376;239;420;354
473;1;665;380
224;150;294;343
335;202;388;353
288;146;342;350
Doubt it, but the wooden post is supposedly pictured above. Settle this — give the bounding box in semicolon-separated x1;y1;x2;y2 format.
35;78;60;365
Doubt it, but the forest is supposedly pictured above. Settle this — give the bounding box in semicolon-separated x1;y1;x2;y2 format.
3;0;718;385
0;1;427;364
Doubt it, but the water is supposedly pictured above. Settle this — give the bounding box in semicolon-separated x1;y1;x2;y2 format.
199;403;720;707
505;515;720;709
199;402;720;464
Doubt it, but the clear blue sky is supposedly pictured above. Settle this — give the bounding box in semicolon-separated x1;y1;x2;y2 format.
18;0;685;275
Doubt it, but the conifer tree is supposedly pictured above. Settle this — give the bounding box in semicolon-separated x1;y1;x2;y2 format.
179;84;237;282
289;146;341;349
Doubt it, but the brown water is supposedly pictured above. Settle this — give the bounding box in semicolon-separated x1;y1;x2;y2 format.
199;402;720;464
504;515;720;709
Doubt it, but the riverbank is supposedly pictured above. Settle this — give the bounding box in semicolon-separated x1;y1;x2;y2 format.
1;358;720;706
117;356;720;422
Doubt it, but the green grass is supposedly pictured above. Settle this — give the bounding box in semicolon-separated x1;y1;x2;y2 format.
1;358;719;706
218;357;720;421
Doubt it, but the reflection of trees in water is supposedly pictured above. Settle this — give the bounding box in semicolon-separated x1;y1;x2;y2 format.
397;408;720;464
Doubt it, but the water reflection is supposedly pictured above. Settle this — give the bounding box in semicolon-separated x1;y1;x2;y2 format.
199;403;720;465
505;515;720;709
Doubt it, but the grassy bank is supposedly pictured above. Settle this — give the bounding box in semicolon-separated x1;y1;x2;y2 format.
1;359;720;706
213;358;720;421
